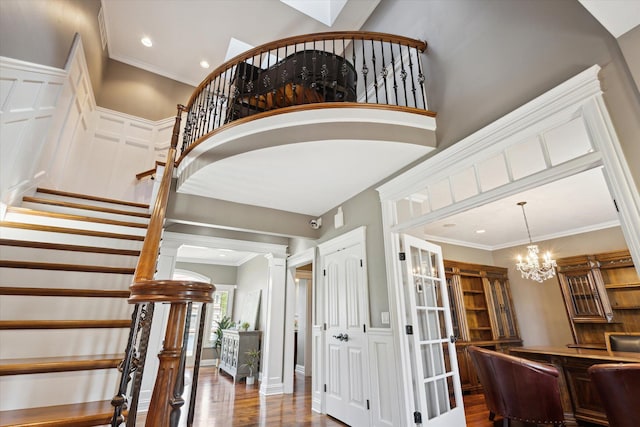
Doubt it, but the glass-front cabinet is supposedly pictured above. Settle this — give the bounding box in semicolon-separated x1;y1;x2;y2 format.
444;260;521;392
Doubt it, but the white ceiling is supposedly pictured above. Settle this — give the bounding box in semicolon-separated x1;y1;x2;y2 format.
177;244;257;266
101;0;380;86
99;1;631;262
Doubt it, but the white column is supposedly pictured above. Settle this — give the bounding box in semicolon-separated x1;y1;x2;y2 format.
260;254;288;395
136;243;176;412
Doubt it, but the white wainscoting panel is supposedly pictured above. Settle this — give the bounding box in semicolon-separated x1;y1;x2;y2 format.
312;325;323;413
0;56;67;206
367;328;401;427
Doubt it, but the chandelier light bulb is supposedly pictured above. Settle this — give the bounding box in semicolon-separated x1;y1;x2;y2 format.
515;202;557;283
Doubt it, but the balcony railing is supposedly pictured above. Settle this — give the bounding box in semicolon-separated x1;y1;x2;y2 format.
180;31;430;155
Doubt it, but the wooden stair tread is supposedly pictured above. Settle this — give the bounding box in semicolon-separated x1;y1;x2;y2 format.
7;207;148;229
0;222;145;241
0;287;130;298
0;400;120;427
0;320;132;330
36;187;148;209
0;239;140;256
0;354;122;376
23;197;150;219
0;260;135;274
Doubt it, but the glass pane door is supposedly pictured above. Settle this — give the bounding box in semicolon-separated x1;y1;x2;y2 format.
402;234;465;426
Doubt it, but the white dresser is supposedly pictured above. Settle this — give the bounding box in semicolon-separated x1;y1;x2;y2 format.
218;329;261;383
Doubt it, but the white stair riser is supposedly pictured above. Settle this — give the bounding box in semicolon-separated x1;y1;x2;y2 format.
0;245;138;268
0;296;132;321
0;227;143;250
4;212;147;236
34;192;149;214
0;369;121;411
21;201;150;224
0;328;130;359
0;268;134;290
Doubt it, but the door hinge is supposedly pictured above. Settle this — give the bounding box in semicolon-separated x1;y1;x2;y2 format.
399;252;406;261
323;269;327;276
405;325;413;335
366;399;370;410
363;324;367;333
360;259;363;267
613;199;619;212
324;384;327;392
414;411;422;424
323;323;327;331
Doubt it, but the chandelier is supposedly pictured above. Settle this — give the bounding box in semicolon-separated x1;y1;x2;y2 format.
515;201;557;283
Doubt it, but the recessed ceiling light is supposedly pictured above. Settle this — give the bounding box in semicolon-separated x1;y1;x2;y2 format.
200;60;210;69
475;229;486;234
141;37;153;47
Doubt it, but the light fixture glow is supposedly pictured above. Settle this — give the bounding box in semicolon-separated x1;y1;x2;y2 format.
200;60;210;69
515;201;557;283
475;229;486;234
141;37;153;47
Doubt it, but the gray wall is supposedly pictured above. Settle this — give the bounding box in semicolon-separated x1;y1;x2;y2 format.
0;0;106;96
234;255;269;331
97;59;195;121
174;262;237;285
363;0;640;186
290;0;640;333
619;25;640;93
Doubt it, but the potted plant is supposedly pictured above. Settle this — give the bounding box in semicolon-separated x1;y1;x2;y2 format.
240;321;250;331
213;315;234;365
241;348;260;385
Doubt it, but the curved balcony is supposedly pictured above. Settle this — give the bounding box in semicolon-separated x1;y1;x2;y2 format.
176;32;438;216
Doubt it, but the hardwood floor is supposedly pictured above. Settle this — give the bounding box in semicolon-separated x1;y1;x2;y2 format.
137;367;495;426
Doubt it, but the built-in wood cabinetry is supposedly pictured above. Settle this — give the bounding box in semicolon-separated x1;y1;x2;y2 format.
556;249;640;348
219;330;261;383
444;260;522;393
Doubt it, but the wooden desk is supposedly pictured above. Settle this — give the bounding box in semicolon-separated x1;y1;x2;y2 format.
511;346;640;426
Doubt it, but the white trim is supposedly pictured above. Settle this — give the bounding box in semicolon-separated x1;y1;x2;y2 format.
0;56;67;77
317;226;367;255
377;64;640;426
163;231;288;257
172;268;211;284
176;253;258;267
367;328;401;427
295;364;305;375
259;382;285;396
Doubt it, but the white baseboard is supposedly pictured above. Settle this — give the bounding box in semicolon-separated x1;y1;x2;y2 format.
294;364;305;375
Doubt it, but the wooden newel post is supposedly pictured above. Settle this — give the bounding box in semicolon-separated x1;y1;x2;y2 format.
146;302;187;426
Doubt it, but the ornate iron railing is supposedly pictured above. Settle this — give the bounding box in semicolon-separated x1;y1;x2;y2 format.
180;31;429;155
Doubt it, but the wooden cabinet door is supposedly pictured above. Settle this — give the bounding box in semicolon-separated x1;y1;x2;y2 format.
486;275;519;340
557;268;609;322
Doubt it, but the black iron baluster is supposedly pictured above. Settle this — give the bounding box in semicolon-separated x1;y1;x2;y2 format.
125;302;155;427
398;43;409;107
389;42;399;106
169;302;193;427
321;39;328;101
406;45;418;108
187;303;208;427
381;41;390;105
415;45;427;109
301;44;309;104
111;304;143;426
331;38;338;102
351;37;358;101
360;38;368;103
312;40;318;103
370;40;379;104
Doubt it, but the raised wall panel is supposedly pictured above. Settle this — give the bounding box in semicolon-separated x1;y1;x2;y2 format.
507;135;547;180
347;347;364;403
544;118;593;166
451;167;478;202
477;153;509;192
429;178;453;211
367;329;400;427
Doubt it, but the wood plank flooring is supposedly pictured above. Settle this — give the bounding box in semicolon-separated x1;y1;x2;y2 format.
137;367;496;426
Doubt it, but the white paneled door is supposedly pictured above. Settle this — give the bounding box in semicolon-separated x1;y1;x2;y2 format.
401;235;465;426
324;243;370;426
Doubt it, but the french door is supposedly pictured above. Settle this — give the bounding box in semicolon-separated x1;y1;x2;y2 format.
400;234;465;426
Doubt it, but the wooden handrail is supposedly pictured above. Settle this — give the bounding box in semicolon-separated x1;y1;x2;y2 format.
186;31;427;108
123;104;214;426
135;162;167;181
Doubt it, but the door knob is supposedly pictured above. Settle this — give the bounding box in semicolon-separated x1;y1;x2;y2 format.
333;333;344;340
341;333;349;342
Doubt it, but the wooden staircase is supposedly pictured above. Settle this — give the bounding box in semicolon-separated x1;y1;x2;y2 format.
0;188;149;426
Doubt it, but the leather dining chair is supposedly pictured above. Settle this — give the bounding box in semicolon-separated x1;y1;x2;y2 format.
467;346;565;426
588;363;640;427
604;332;640;353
